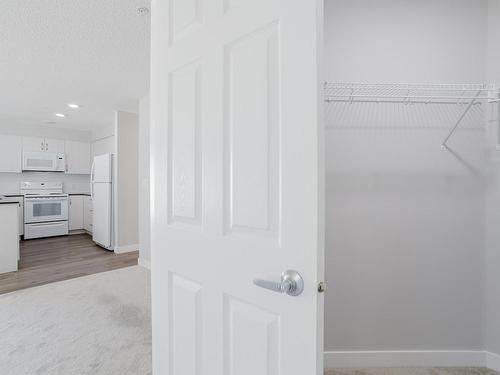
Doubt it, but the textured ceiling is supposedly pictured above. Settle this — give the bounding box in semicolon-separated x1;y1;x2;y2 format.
0;0;150;132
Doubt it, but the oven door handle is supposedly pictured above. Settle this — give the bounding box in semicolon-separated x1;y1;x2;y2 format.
25;198;68;203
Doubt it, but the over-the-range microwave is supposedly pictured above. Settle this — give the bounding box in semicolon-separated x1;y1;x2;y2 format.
22;152;66;172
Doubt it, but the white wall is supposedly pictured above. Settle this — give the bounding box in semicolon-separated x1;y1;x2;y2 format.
114;111;139;251
138;96;151;266
324;0;488;353
484;0;500;357
325;0;487;84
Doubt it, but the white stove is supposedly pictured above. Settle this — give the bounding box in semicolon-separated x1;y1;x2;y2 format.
20;182;69;239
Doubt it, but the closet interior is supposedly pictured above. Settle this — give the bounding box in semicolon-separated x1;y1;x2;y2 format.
323;0;500;369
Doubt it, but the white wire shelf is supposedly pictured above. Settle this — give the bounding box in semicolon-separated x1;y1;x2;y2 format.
324;83;500;149
324;83;499;105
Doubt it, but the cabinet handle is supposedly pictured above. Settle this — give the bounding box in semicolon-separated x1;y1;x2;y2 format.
41;141;44;151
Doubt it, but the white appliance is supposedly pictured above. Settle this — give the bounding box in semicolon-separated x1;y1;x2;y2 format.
90;154;113;250
21;182;69;239
23;151;66;172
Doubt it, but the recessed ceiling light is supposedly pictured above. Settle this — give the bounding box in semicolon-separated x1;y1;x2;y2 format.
55;113;66;118
68;103;79;109
137;7;150;16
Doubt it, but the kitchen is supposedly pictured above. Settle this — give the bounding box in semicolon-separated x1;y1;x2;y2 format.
0;115;144;293
0;2;153;373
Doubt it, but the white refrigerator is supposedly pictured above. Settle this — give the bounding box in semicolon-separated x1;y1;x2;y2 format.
90;154;113;250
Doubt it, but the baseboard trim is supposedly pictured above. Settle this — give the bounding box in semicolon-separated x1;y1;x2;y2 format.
68;229;86;235
138;258;150;270
486;352;500;372
114;244;139;254
324;351;486;368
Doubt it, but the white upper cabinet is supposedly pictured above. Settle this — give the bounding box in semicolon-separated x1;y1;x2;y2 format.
22;136;46;152
0;135;22;173
45;138;65;153
22;137;65;153
65;141;91;174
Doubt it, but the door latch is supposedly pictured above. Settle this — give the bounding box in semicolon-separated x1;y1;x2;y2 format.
317;282;326;293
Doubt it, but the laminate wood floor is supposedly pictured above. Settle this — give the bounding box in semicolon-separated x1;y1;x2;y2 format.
0;234;138;295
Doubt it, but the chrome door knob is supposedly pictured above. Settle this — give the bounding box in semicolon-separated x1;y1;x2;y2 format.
253;270;304;296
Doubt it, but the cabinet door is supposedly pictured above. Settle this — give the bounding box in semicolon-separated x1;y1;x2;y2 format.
22;136;45;152
0;135;22;173
68;196;84;230
65;141;91;174
83;196;93;232
45;138;65;153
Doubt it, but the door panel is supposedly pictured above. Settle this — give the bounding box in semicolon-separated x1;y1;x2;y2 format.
169;0;202;44
168;61;202;227
170;272;203;375
224;296;280;375
224;22;280;237
151;0;324;373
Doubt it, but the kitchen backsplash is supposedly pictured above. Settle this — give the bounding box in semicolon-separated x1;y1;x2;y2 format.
0;172;90;195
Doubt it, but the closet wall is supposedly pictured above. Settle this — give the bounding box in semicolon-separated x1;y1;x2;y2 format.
324;0;489;352
484;0;500;357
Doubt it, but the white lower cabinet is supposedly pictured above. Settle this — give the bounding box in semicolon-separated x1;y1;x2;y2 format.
1;196;24;236
0;203;20;273
83;196;93;233
68;196;84;231
15;197;23;236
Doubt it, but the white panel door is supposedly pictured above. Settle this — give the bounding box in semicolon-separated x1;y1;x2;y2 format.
65;141;91;174
151;0;324;374
0;135;22;173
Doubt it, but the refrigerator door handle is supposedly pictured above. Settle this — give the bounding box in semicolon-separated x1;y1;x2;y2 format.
90;160;95;200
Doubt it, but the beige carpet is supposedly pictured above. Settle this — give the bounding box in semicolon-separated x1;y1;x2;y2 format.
0;266;151;375
1;266;498;375
326;368;500;375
